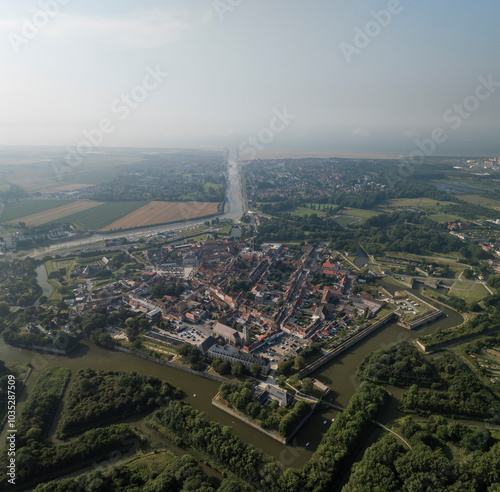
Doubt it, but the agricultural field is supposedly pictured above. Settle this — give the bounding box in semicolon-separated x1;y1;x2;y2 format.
57;201;149;230
0;200;76;223
102;201;219;231
1;152;138;195
5;200;103;226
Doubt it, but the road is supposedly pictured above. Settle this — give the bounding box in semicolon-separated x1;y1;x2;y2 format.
30;155;246;255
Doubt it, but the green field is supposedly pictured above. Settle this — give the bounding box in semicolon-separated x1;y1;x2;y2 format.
334;215;360;226
386;198;456;211
458;194;500;211
60;166;120;185
203;181;222;192
0;200;75;223
50;201;149;230
429;214;463;223
449;282;490;302
343;208;381;218
291;206;323;217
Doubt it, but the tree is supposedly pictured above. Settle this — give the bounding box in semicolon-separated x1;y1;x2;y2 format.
231;361;244;378
294;356;306;370
0;302;10;317
302;378;314;394
250;363;262;378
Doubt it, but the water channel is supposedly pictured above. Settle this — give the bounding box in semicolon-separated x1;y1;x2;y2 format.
4;274;463;470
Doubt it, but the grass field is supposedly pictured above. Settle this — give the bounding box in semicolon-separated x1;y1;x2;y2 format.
291;206;323;217
343;208;381;218
58;201;149;230
334;215;360;226
8;200;103;226
386;198;456;211
0;200;76;223
102;201;219;231
429;214;463;223
449;282;490;302
458;194;500;211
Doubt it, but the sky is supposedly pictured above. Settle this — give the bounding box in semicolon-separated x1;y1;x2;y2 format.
0;0;499;156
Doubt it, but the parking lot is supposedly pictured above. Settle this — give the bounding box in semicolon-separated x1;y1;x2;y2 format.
177;326;206;346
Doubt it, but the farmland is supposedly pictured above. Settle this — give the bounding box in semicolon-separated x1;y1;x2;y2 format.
57;201;149;230
5;200;103;226
102;201;219;231
0;200;76;222
1;152;138;195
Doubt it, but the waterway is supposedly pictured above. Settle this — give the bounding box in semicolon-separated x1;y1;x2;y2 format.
4;276;462;471
34;264;54;301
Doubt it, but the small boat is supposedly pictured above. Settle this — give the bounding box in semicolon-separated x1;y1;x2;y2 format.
323;420;327;424
331;418;335;422
306;442;310;447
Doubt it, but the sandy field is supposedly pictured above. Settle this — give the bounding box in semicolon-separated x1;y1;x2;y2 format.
102;201;218;230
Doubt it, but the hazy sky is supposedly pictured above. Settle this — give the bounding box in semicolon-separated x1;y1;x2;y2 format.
1;0;499;156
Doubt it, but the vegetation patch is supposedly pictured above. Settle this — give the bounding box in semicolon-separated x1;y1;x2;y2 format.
399;352;500;421
356;342;437;387
17;367;70;446
57;368;181;438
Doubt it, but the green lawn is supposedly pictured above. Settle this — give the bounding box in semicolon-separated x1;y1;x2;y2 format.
384;277;408;289
334;215;360;226
385;198;456;211
343;208;381;218
291;206;323;217
449;282;490;302
429;214;463;223
50;201;149;229
0;200;75;223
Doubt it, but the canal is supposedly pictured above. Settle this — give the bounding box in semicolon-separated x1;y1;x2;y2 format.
7;269;463;471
